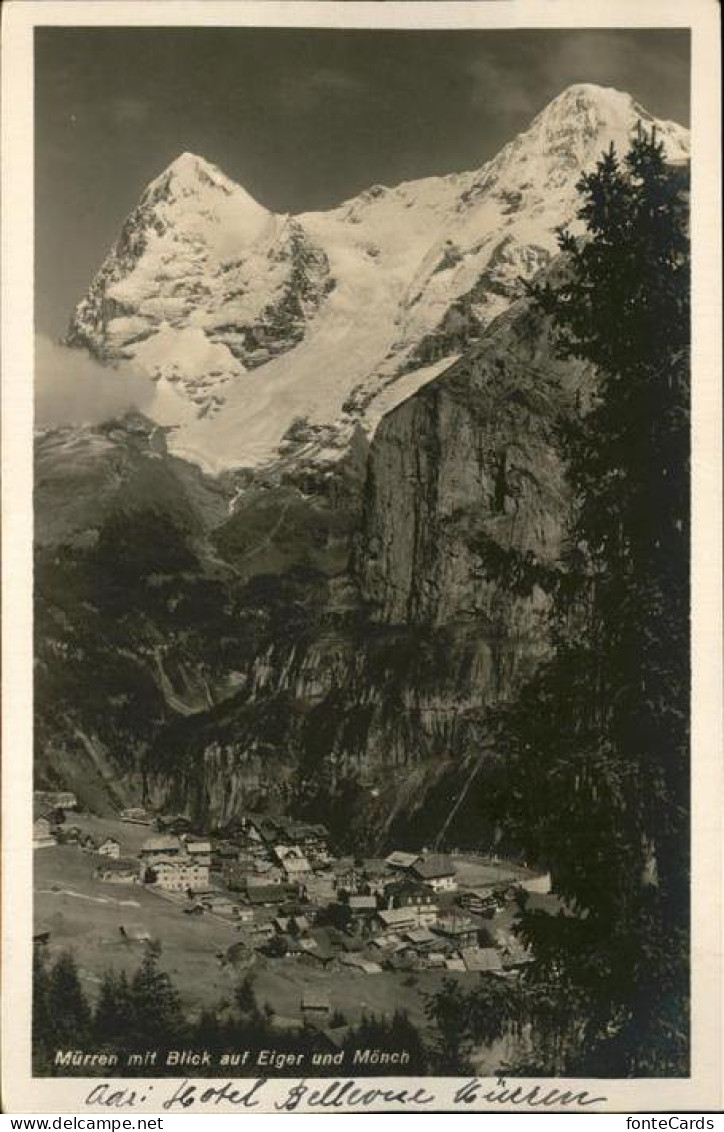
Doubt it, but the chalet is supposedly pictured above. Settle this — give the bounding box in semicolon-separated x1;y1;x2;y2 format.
155;814;193;834
339;954;382;974
245;884;295;907
433;914;478;950
139;835;182;863
360;857;389;879
248;921;275;943
212;842;240;867
286;914;313;935
411;854;457;892
298;928;336;967
370;932;404;952
385;851;421;872
252;861;284;883
226;865;254;892
248;815;279;845
402;927;438;953
273;817;330;859
202;894;238;916
348;894;378;914
274;845;312;880
301;991;331;1018
331;930;365;953
299;823;331;860
98;837;121;859
121;807;152;825
376;907;418;933
144;857;210;892
301;873;336;904
34;790;78;811
96;857;139;884
184;839;213;866
461;947;504;974
384;882;438;926
278;934;304;958
32;817;56;849
458;889;499;916
386;951;417;973
331;857;358;890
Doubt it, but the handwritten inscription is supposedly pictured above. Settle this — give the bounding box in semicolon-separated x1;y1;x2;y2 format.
84;1076;609;1112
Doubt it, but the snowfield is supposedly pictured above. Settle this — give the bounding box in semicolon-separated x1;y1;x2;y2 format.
66;84;689;475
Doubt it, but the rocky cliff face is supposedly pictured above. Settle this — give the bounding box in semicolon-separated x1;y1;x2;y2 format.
36;283;588;847
135;286;590;847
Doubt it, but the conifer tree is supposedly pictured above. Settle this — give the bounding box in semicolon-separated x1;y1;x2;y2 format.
130;942;185;1048
46;951;92;1049
94;968;135;1048
486;130;690;1075
32;948;55;1071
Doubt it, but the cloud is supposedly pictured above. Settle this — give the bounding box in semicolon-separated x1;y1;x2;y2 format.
277;66;374;115
35;336;155;427
466;32;690;130
466;53;541;120
110;96;151;126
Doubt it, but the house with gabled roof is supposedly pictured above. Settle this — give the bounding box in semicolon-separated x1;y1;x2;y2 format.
433;914;478;949
376;907;418;933
410;854;457;892
349;894;378;914
274;845;312;880
96;856;139;884
383;881;438;926
301;990;331;1017
298;927;336;967
140;834;182;862
385;850;421;872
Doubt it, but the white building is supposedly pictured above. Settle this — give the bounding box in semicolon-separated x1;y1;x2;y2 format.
98;837;121;859
410;854;457;892
33;817;56;850
145;856;210;892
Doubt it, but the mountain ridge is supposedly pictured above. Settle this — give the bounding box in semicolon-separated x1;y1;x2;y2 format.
66;83;689;476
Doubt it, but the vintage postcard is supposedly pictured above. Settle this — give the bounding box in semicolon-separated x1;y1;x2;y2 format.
2;0;722;1115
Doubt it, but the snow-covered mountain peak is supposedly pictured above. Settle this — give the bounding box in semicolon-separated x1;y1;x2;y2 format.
66;85;689;474
144;151;252;206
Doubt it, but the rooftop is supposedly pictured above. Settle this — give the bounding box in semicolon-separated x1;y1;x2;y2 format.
412;854;456;880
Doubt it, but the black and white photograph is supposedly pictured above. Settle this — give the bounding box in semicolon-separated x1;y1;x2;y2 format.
2;0;722;1115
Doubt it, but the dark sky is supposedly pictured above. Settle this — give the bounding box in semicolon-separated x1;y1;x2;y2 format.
35;27;690;338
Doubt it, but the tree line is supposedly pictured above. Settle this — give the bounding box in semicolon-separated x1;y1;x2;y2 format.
33;943;429;1077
